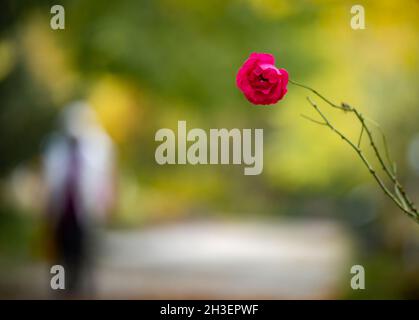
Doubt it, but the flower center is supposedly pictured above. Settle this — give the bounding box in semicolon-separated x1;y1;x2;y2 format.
259;75;268;82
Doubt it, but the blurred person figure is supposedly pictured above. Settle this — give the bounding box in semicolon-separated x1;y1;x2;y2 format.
43;101;116;296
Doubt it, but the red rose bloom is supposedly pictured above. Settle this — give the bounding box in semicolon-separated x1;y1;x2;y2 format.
236;52;289;105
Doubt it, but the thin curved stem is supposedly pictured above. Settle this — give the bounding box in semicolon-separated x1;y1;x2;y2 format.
289;79;348;110
290;80;419;224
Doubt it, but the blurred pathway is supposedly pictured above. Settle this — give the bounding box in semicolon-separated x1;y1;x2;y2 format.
96;220;352;299
0;219;353;299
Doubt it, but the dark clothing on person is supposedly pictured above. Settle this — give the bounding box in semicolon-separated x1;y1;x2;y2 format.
53;137;88;293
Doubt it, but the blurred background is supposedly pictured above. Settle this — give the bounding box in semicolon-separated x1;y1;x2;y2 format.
0;0;418;299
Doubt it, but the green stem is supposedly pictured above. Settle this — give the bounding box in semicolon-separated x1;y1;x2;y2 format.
290;80;419;224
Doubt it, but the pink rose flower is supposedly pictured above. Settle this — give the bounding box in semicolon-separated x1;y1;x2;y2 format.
236;52;289;105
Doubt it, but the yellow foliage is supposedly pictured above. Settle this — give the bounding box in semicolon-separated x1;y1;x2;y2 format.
88;76;143;144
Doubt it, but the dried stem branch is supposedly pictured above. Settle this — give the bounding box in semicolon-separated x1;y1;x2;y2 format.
289;79;419;224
